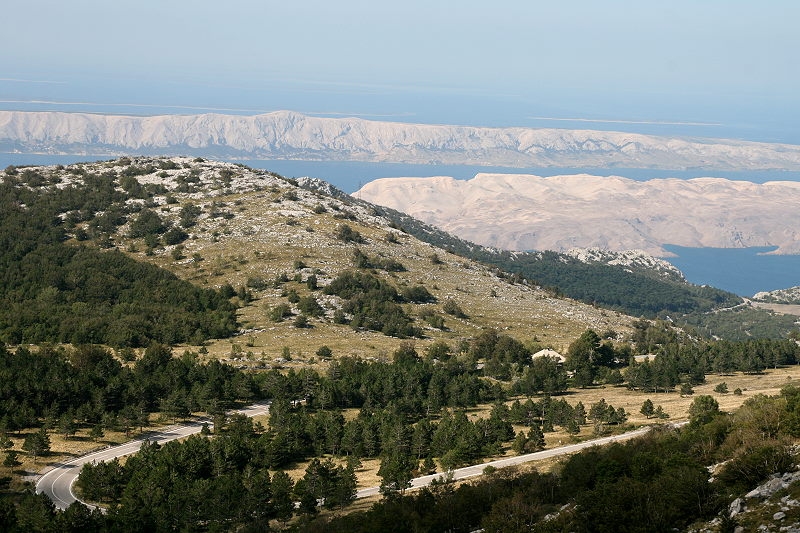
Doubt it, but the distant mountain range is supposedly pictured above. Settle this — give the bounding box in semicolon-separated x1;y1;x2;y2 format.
3;110;800;170
356;173;800;256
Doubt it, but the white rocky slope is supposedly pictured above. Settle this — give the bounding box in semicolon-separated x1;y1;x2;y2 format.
356;173;800;256
753;287;800;304
564;248;684;279
4;110;800;170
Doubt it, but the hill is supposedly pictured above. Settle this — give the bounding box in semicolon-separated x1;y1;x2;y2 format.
4;157;800;533
0;164;237;347
302;180;744;320
754;286;800;305
0;157;632;358
4;156;793;349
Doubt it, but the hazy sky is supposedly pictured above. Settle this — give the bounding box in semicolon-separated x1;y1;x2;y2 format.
3;0;798;140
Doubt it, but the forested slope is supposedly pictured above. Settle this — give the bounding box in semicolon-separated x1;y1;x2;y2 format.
0;164;237;347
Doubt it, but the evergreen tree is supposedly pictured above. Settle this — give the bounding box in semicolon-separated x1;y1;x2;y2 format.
271;470;295;526
512;431;528;455
378;450;414;495
566;417;581;435
566;330;602;388
3;450;20;468
528;425;546;450
574;402;587;425
58;412;77;439
640;399;655;419
331;463;358;510
22;427;50;460
89;423;105;442
688;395;720;428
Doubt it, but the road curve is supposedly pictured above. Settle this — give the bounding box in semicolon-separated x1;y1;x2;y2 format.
36;402;270;510
356;424;662;499
39;407;671;509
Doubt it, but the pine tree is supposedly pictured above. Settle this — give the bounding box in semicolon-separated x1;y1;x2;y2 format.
58;413;77;439
22;427;50;461
512;431;528;455
89;423;104;442
378;450;414;495
640;399;655;419
3;450;20;468
566;417;581;435
574;402;587;425
421;456;436;475
528;424;545;450
271;470;295;526
331;464;357;510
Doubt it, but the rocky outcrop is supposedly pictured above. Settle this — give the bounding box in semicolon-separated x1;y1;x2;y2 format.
754;287;800;305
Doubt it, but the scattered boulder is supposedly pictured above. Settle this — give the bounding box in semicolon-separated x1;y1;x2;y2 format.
761;472;800;499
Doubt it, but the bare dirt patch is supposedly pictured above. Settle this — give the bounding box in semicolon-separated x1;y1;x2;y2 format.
751;301;800;317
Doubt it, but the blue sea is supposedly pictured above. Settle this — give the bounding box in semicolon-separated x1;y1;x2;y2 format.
662;245;800;297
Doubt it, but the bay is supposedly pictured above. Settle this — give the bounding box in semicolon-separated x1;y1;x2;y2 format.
663;245;800;297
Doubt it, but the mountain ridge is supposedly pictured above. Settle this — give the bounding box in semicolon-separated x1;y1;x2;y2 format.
296;178;744;319
4;110;800;170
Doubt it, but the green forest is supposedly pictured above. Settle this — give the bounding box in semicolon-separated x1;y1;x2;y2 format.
3;327;800;531
302;388;800;533
0;166;238;347
0;343;262;437
4;357;800;531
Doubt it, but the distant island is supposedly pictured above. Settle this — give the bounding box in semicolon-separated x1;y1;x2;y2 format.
4;109;800;170
356;173;800;256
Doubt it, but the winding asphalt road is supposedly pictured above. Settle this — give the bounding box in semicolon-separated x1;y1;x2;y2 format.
36;402;271;510
355;425;655;498
38;405;673;510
